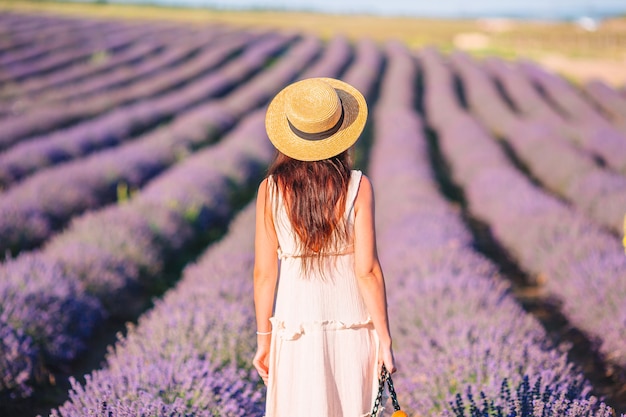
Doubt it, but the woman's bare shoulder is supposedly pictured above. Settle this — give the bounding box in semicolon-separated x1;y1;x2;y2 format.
256;178;271;210
258;177;269;192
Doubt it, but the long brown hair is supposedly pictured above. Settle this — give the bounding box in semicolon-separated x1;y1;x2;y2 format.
267;150;353;276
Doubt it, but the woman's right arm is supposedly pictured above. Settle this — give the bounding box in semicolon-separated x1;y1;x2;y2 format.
353;175;396;374
252;178;279;385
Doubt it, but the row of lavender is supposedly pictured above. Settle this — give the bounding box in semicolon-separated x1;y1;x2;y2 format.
0;24;202;105
0;14;164;86
0;32;293;256
584;79;626;135
516;60;626;173
0;12;196;93
422;49;626;373
0;12;127;60
0;35;324;401
0;11;123;40
5;28;216;111
0;12;95;54
45;32;381;417
49;191;266;416
0;109;269;400
45;40;622;417
0;28;254;166
368;42;617;416
450;52;625;236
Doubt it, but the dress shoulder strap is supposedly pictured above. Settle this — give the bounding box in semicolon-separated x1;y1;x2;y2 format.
266;174;281;206
345;170;363;217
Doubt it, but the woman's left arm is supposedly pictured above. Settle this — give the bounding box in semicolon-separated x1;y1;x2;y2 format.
252;178;279;385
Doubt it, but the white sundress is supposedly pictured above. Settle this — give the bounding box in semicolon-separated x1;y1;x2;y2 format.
264;170;381;417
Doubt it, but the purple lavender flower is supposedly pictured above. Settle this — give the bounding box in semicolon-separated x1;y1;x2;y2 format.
0;318;39;398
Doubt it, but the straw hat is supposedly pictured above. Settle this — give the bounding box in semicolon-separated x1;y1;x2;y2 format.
265;77;367;161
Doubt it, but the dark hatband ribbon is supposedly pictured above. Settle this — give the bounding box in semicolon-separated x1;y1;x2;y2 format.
287;106;345;141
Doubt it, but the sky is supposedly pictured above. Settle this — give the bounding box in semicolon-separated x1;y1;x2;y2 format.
100;0;626;20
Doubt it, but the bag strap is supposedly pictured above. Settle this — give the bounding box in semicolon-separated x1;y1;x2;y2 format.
370;365;401;416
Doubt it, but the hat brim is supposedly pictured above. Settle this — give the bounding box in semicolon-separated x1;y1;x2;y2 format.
265;77;368;162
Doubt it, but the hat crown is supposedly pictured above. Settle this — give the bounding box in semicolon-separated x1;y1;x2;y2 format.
284;79;342;134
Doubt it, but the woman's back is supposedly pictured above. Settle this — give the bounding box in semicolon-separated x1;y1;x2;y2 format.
270;170;371;339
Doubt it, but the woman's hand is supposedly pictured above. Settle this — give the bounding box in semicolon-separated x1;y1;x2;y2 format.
253;340;271;385
378;342;396;376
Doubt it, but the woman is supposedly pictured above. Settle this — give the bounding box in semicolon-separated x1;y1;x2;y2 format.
253;77;395;416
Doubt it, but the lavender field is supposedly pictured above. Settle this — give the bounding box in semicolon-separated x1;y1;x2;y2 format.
0;10;625;417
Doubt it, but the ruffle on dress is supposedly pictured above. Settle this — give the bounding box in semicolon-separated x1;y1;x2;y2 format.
277;245;355;260
270;316;374;341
